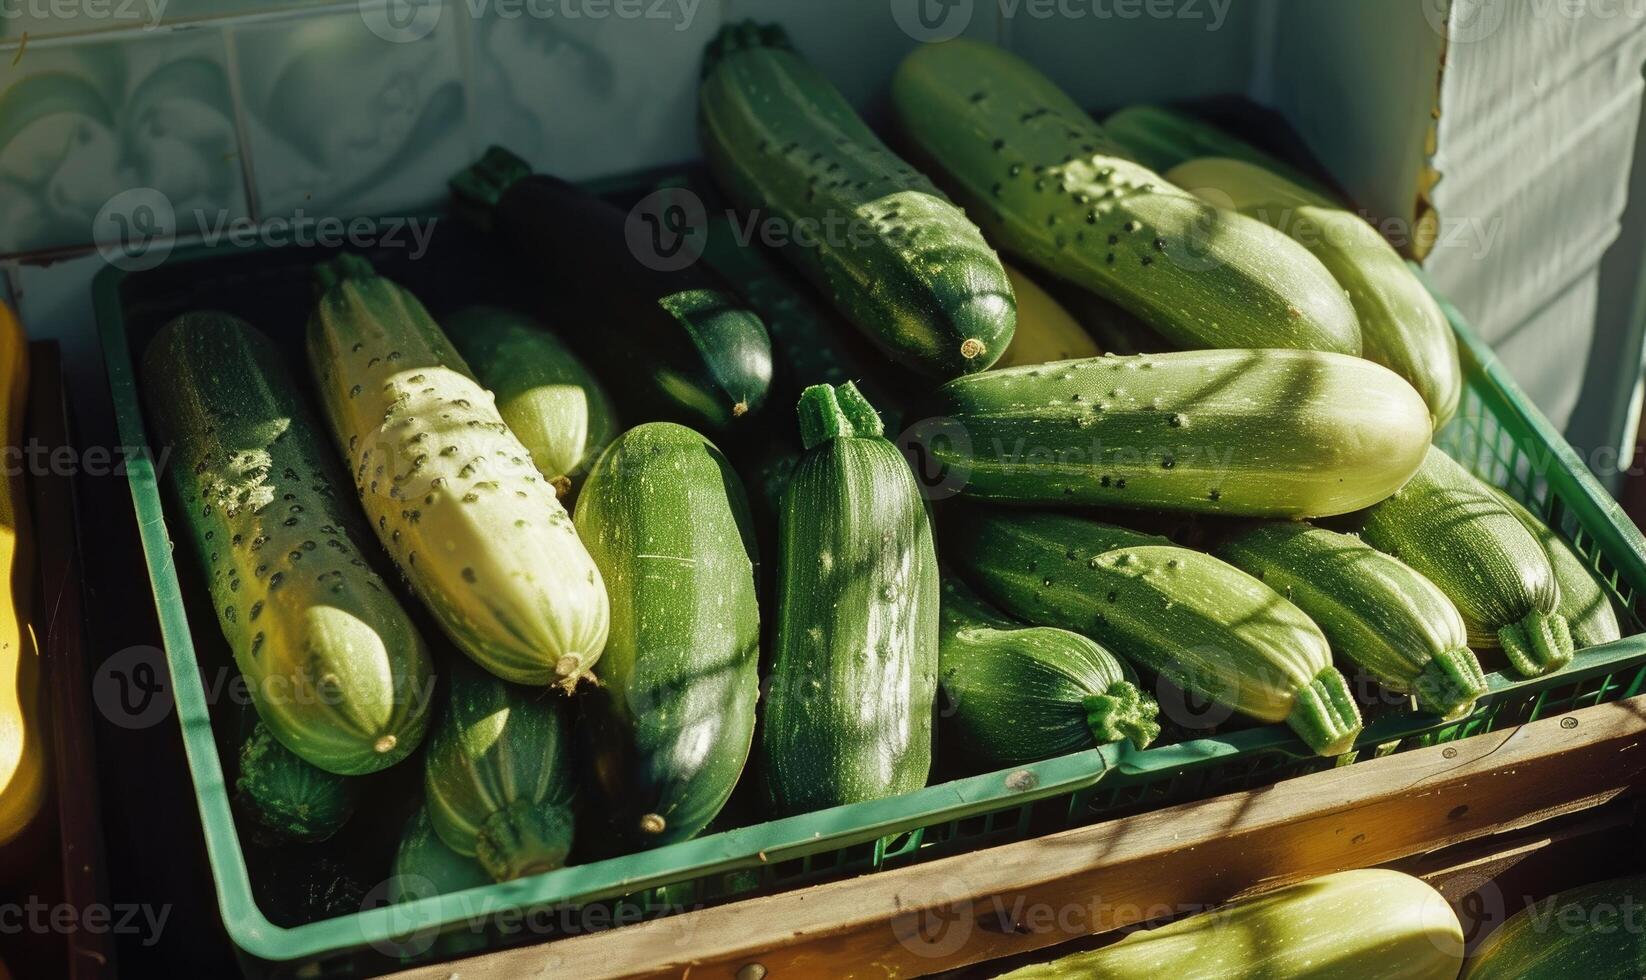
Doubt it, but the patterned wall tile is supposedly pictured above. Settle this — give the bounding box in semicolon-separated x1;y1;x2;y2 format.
0;28;246;257
233;3;469;219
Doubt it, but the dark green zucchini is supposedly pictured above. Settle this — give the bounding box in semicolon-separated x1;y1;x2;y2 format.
572;422;761;846
391;805;490;901
236;720;358;844
699;22;1016;378
762;383;939;815
940;575;1158;769
1491;488;1623;649
1463;874;1646;979
451;147;772;430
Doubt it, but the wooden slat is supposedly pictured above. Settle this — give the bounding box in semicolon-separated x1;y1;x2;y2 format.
388;696;1646;980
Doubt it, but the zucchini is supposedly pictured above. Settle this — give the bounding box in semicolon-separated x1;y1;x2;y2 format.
1102;103;1339;201
891;40;1361;355
921;349;1431;518
762;383;939;814
1355;446;1574;676
1491;487;1623;648
1216;522;1487;720
1003;869;1463;979
391;805;490;901
450;147;773;429
699;22;1016;378
235;720;358;844
573;422;761;846
1167;157;1462;426
307;255;610;690
948;508;1362;756
424;659;577;882
1047;280;1174;356
939;574;1158;769
142;311;433;775
443;306;618;499
1463;874;1646;979
995;264;1102;368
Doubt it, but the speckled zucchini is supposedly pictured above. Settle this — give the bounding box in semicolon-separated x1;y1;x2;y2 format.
424;660;577;882
573;422;760;847
307;255;609;690
995;264;1102;368
444;306;618;499
921;349;1431;518
1167;157;1461;426
762;383;940;815
700;22;1016;378
1216;522;1487;720
1462;874;1646;979
892;40;1360;355
1490;487;1623;649
948;508;1362;756
235;720;358;844
1355;447;1574;676
939;575;1158;769
142;311;433;775
1102;103;1339;200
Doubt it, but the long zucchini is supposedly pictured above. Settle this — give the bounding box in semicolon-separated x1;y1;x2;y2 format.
762;383;939;815
949;508;1362;756
1355;446;1573;676
1491;487;1623;648
939;574;1158;769
892;40;1361;355
1167;157;1462;426
1216;522;1487;719
1102;103;1339;200
1463;874;1646;979
307;255;610;690
921;349;1431;518
700;22;1016;378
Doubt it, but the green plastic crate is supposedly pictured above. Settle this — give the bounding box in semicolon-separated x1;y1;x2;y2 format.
94;198;1646;975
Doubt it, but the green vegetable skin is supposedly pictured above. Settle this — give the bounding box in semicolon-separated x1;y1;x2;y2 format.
1001;869;1463;979
1490;487;1623;648
444;306;618;499
922;349;1431;519
306;255;609;690
1356;446;1574;677
763;383;939;815
1102;103;1340;200
1167;156;1462;427
424;660;577;882
1216;522;1487;720
236;721;357;843
699;22;1016;378
948;508;1362;756
891;39;1361;355
573;422;760;846
939;575;1158;768
141;312;433;775
1463;874;1646;979
391;805;490;902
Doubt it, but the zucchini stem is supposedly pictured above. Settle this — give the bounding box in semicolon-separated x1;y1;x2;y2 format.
474;798;574;882
1287;668;1363;757
798;381;882;449
1412;646;1489;721
450;145;533;230
311;252;377;294
703;20;794;77
1082;681;1161;751
1498;612;1574;678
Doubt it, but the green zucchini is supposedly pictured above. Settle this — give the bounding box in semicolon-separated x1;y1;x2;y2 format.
443;306;618;499
1045;280;1174;356
891;40;1361;355
451;148;773;430
423;659;577;882
1216;522;1487;719
1102;103;1339;201
142;311;433;775
1002;869;1463;979
573;422;760;846
1355;446;1574;676
1491;488;1623;648
307;255;609;690
921;349;1431;518
699;22;1016;378
391;805;490;902
995;264;1102;368
1167;157;1462;426
762;383;939;815
235;720;358;844
948;508;1362;756
939;575;1158;769
1463;874;1646;979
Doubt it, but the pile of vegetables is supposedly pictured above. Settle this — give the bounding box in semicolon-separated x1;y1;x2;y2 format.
134;23;1627;921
